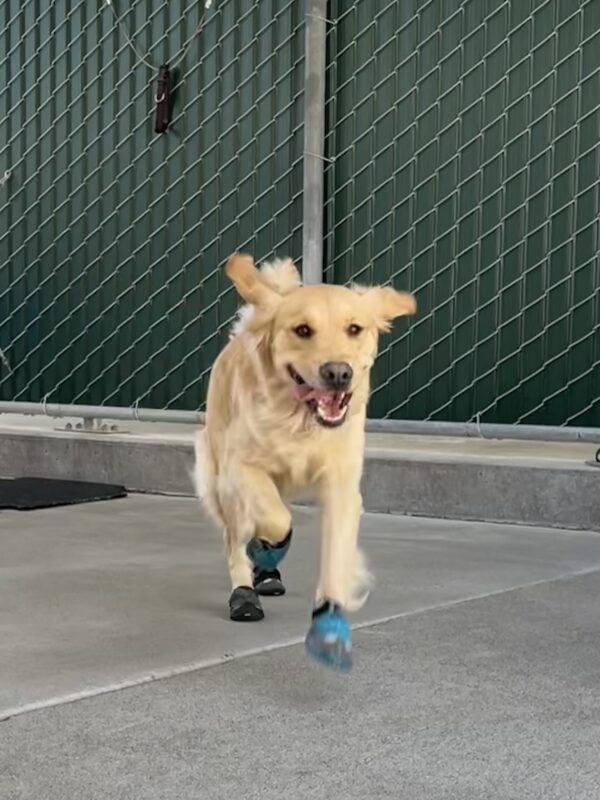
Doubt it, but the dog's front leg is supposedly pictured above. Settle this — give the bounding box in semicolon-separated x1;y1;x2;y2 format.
306;463;363;671
220;464;292;622
318;479;362;608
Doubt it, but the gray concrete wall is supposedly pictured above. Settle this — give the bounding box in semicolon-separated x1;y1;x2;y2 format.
0;426;598;530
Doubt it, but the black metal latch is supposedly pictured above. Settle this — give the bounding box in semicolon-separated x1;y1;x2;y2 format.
154;64;171;134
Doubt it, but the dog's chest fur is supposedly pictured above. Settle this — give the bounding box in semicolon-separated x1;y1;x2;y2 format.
235;415;364;500
240;426;332;493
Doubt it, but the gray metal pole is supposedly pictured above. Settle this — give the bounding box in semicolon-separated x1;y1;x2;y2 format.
302;0;327;284
0;401;204;425
0;400;599;443
365;417;600;444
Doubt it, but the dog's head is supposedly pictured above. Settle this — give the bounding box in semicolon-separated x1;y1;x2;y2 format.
226;254;416;428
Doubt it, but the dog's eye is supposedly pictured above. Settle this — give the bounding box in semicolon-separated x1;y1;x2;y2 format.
294;324;313;338
347;323;363;337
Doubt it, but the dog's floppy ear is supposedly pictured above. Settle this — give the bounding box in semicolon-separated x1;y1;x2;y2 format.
226;253;280;309
356;285;417;332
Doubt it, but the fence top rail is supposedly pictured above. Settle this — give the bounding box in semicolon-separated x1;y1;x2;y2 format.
0;402;598;444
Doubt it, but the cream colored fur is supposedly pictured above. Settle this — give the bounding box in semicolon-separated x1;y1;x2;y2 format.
195;254;416;612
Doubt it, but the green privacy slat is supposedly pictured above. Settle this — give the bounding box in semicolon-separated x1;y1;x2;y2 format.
325;0;599;426
2;1;598;427
0;0;304;410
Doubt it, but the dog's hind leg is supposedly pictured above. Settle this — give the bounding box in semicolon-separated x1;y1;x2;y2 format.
218;487;264;622
195;433;263;621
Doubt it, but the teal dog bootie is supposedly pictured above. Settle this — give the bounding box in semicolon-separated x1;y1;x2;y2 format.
246;529;292;596
305;601;353;672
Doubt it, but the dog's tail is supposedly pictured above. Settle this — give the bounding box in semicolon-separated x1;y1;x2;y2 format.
192;430;223;527
346;548;374;612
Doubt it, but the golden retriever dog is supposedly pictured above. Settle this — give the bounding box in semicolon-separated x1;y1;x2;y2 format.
195;254;416;670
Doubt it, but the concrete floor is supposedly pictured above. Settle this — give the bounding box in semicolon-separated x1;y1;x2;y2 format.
2;496;600;799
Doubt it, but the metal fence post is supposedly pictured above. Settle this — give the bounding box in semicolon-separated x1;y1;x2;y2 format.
302;0;327;284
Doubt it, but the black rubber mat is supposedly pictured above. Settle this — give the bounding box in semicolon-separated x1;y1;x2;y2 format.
0;477;127;510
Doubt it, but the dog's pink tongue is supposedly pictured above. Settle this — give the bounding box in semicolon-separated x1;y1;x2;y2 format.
314;390;343;411
293;386;344;412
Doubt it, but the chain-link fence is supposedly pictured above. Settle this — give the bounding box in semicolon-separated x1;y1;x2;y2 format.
0;0;304;411
325;0;599;426
1;0;599;427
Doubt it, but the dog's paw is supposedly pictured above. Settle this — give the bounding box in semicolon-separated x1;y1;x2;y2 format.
305;602;353;672
229;586;264;622
253;567;286;596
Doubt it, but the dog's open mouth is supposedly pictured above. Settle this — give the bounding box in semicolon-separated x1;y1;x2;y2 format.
287;366;352;427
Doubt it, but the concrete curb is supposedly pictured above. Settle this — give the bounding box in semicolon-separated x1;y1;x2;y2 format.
0;428;598;531
362;455;599;531
0;430;192;496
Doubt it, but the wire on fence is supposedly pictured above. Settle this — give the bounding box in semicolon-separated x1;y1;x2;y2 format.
1;0;599;427
0;0;305;411
324;0;599;426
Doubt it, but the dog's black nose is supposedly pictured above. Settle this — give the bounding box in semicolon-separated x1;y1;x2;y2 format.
319;361;353;390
